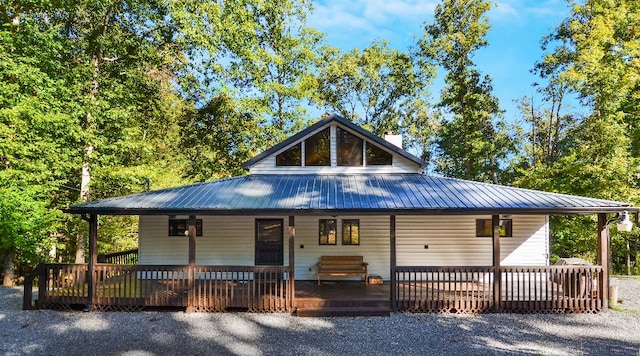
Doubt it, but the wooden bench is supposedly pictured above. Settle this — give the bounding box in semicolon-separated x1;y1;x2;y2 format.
317;256;368;285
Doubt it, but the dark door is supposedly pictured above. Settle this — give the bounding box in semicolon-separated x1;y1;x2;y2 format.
255;219;283;265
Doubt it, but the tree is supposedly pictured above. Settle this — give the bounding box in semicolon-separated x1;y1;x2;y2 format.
418;0;513;182
179;96;263;180
0;2;82;284
522;0;640;272
217;0;324;143
317;41;429;131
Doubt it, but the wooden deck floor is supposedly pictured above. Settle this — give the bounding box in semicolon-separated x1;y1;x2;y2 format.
295;280;390;300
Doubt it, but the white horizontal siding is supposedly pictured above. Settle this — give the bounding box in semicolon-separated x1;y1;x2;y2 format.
293;215;390;280
396;215;549;267
139;215;289;266
139;214;549;280
139;215;189;265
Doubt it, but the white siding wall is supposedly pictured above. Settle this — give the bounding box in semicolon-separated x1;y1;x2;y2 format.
139;214;549;279
139;215;289;266
293;215;390;280
396;215;549;266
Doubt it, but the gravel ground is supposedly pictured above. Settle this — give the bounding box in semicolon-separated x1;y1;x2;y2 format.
1;277;639;356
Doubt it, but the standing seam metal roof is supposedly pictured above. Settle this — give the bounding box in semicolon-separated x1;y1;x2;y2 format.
65;174;634;215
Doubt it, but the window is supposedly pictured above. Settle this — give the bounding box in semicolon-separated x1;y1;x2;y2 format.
276;143;302;166
475;219;512;237
169;218;202;236
342;219;360;245
337;127;363;166
319;219;337;245
366;143;392;165
305;128;331;166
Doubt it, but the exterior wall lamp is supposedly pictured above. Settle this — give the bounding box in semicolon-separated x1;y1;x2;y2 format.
616;211;633;232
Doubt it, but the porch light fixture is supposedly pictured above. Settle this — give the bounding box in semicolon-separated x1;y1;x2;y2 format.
617;211;633;232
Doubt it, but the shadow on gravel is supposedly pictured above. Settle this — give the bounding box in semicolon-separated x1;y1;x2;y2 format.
2;285;639;356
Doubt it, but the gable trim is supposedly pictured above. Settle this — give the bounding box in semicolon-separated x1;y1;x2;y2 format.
241;114;427;170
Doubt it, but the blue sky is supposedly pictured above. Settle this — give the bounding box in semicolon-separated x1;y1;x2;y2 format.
308;0;575;122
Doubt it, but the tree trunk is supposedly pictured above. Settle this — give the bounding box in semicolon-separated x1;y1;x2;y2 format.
2;251;15;287
75;144;93;263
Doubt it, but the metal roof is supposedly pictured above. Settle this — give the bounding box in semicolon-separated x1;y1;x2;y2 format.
241;114;427;170
66;174;634;215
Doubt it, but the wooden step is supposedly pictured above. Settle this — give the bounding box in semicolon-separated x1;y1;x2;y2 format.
295;298;390;309
296;307;391;317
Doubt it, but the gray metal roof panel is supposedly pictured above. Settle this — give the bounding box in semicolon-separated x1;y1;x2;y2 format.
66;174;634;215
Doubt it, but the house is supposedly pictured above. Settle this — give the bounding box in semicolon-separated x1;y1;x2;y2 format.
24;114;635;315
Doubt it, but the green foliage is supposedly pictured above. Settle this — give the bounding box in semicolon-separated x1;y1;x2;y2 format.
216;0;323;143
180;96;262;180
520;0;640;274
418;0;514;181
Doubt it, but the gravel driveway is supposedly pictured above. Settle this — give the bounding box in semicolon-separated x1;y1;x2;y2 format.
1;277;639;356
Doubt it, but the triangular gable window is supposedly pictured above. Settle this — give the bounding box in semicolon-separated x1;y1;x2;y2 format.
366;143;392;165
276;143;302;166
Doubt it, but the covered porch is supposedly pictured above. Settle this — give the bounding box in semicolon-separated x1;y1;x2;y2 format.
25;173;636;315
24;254;606;315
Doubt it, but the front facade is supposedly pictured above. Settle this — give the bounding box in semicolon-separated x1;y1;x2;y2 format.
24;115;635;314
139;214;549;281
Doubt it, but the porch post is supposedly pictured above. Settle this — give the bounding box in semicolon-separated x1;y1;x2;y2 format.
288;216;295;311
390;215;396;311
188;215;197;265
597;213;609;310
186;214;197;313
85;213;98;312
492;215;501;311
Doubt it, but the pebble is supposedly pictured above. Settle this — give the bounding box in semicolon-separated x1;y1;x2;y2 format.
1;279;639;355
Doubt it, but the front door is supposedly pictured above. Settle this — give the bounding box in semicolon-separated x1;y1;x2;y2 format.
255;219;283;265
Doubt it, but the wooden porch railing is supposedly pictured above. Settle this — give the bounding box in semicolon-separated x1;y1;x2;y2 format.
23;263;291;313
394;265;604;313
98;249;138;265
24;264;603;313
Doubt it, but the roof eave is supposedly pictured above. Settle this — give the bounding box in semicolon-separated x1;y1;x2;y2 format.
63;206;637;216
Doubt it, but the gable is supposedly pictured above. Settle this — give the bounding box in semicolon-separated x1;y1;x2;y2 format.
243;114;425;174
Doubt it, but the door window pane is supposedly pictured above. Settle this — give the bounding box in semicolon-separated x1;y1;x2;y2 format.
337;127;363;166
305;128;331;166
256;219;283;265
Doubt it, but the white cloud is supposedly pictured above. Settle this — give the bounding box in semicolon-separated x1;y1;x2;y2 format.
309;0;438;50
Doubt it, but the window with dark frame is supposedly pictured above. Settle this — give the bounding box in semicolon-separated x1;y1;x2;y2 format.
475;219;512;237
342;219;360;245
305;128;331;166
366;143;392;165
336;127;363;166
319;219;337;245
169;218;203;236
276;143;302;166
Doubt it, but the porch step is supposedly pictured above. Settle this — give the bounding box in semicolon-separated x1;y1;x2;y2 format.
296;298;389;309
296;306;391;317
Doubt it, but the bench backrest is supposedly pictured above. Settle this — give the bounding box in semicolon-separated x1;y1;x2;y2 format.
318;256;365;270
